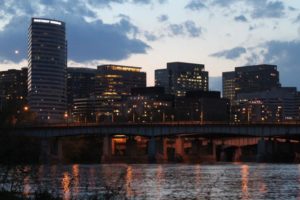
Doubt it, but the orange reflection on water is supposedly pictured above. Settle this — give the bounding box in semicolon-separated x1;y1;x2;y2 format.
195;165;201;188
62;172;71;200
126;166;133;198
22;166;31;198
23;175;31;197
241;164;249;199
72;165;80;196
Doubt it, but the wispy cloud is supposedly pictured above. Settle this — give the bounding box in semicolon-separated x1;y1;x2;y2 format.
169;20;202;37
234;15;248;23
185;0;207;11
157;14;168;22
211;47;246;59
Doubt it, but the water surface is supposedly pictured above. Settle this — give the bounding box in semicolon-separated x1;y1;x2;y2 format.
3;164;300;199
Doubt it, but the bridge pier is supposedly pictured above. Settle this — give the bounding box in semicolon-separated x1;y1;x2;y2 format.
39;138;63;164
148;137;156;162
233;147;242;162
125;136;138;159
175;137;184;162
256;137;295;162
101;135;112;163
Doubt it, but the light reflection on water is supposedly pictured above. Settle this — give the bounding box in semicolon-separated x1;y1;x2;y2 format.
241;164;249;199
6;164;300;199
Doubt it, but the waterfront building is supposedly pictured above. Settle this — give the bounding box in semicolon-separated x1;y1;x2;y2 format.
234;87;300;123
155;62;208;97
122;87;174;123
28;18;67;123
0;68;28;111
95;65;146;122
67;67;96;120
175;91;230;122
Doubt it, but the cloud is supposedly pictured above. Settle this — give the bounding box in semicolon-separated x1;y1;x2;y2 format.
132;0;151;4
0;17;28;62
211;0;286;19
169;24;184;36
234;15;248;23
68;17;150;62
184;21;202;37
144;31;159;41
251;1;285;19
294;14;300;23
252;40;300;88
157;14;168;22
0;0;151;63
211;47;247;59
132;0;167;4
185;0;207;11
211;0;235;7
169;20;202;37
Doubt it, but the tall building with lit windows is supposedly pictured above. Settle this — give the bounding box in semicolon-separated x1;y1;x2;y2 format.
28;18;67;122
223;64;281;103
155;62;208;96
0;68;28;112
222;71;235;103
95;65;146;122
235;87;300;123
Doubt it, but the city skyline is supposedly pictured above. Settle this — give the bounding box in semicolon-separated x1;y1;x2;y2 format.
0;0;300;90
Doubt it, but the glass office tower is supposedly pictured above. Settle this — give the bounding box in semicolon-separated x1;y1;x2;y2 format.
28;18;67;123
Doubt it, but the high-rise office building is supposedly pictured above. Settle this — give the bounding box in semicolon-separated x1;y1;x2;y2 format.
155;62;208;96
155;69;170;93
67;67;96;115
28;18;67;122
223;64;280;103
95;65;146;121
222;71;235;103
235;64;280;94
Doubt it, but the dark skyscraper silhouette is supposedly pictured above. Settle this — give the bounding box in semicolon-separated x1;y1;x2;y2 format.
28;18;67;122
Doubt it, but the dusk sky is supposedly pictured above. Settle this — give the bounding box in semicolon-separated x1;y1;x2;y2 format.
0;0;300;90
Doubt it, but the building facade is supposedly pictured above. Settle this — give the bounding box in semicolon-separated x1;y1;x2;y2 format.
175;91;230;122
223;64;280;103
67;67;96;120
121;87;174;123
0;68;28;113
95;65;146;122
28;18;67;123
155;62;208;97
234;87;300;123
222;71;235;103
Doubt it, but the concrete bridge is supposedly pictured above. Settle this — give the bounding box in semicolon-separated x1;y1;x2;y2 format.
9;122;300;138
5;122;300;164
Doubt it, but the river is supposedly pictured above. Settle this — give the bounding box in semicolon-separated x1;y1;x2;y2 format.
2;164;300;199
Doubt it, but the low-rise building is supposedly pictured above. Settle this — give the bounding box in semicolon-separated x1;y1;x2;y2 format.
175;91;230;123
121;87;174;123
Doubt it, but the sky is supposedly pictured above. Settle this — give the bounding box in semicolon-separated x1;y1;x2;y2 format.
0;0;300;91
